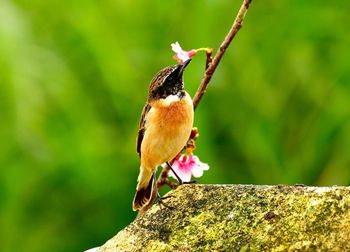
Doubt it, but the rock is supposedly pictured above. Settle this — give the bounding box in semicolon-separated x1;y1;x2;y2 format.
98;184;350;251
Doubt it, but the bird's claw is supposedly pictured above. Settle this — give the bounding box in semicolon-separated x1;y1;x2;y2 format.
179;180;198;185
156;194;174;210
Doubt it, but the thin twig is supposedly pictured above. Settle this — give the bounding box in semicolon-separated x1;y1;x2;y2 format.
205;49;213;71
156;0;252;191
193;0;252;110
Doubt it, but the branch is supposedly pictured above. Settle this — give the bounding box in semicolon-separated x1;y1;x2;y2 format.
193;0;252;110
155;0;252;204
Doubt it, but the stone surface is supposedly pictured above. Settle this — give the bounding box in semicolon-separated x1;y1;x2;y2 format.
98;184;350;251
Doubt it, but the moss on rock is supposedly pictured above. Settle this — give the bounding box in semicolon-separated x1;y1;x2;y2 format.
98;184;350;251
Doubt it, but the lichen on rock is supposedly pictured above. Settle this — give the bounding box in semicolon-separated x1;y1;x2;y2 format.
98;184;350;251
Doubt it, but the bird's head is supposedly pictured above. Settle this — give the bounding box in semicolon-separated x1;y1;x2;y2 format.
148;59;191;100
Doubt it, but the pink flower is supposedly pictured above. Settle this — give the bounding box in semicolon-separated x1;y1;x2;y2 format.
169;154;209;182
171;41;197;64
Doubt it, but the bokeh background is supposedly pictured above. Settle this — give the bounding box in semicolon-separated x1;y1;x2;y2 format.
1;0;350;251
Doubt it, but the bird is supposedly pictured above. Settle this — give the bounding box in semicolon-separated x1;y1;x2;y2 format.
133;59;194;211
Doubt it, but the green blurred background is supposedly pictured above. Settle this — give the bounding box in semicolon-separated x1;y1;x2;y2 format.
1;0;350;251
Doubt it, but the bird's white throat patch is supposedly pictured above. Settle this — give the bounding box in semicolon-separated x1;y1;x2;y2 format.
163;94;181;106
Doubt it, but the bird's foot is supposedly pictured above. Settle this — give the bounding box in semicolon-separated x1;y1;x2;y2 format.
181;180;198;185
156;193;174;210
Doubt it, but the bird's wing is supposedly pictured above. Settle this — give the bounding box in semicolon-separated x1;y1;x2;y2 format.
137;103;151;157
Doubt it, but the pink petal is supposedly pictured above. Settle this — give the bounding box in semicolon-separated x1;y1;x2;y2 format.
169;168;192;183
169;155;192;182
168;154;209;182
192;163;209;178
188;155;209;178
177;53;190;63
171;41;182;53
187;50;197;57
171;42;197;64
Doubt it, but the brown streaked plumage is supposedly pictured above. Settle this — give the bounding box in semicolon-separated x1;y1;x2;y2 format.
133;59;194;211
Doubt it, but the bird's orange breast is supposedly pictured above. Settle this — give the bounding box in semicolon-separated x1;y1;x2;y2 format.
152;96;193;128
141;93;194;170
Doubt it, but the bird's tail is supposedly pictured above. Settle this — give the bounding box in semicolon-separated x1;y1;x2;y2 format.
133;168;155;211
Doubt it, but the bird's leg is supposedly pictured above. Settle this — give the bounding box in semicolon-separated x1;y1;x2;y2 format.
157;166;178;189
166;161;183;184
153;173;174;210
156;192;174;210
166;161;197;185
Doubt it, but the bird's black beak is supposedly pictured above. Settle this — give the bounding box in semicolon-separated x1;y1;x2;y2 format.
181;58;192;69
179;59;191;74
175;58;192;80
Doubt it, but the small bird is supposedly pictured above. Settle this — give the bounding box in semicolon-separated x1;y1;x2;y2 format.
133;59;194;211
